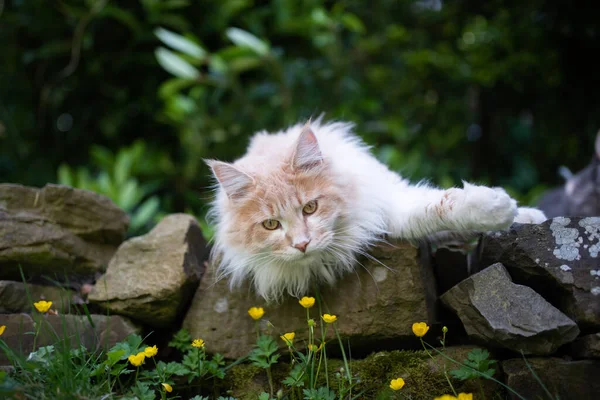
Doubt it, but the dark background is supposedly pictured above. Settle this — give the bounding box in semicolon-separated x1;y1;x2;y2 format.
1;0;598;235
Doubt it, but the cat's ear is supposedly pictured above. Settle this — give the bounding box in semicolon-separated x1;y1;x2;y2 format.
205;160;253;198
292;124;322;171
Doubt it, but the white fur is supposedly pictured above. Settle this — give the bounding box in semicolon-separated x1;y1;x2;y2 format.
208;120;547;300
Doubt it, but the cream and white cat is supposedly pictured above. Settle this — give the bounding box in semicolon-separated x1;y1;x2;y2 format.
206;119;546;300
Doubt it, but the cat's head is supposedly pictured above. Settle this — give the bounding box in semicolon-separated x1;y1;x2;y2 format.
206;125;351;267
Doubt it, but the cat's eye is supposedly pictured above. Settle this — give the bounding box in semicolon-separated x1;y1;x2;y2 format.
262;219;280;230
302;200;318;215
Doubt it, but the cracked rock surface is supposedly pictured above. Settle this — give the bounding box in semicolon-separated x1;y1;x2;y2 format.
441;263;580;355
89;214;208;327
481;217;600;331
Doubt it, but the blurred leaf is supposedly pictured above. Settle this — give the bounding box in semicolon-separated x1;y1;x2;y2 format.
130;197;160;231
226;27;269;56
154;27;206;60
155;47;200;79
57;165;73;187
340;13;366;34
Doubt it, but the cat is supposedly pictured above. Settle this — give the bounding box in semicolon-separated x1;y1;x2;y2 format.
537;131;600;217
206;119;546;301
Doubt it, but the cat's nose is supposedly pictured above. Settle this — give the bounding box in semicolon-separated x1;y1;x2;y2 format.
293;239;311;253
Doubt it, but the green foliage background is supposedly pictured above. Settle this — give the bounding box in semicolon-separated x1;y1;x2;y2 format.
1;0;599;232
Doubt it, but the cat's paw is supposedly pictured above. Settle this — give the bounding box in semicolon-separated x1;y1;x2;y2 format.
458;183;518;231
514;207;547;224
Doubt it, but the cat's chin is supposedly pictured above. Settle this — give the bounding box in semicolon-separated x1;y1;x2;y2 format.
277;250;318;263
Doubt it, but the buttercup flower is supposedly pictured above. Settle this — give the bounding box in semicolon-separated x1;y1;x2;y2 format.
128;352;145;367
433;396;457;400
280;332;295;345
389;377;405;391
299;296;315;308
33;300;52;313
192;338;205;348
0;325;5;336
322;314;337;323
412;322;429;337
457;394;473;400
248;307;265;320
162;383;173;393
144;345;158;357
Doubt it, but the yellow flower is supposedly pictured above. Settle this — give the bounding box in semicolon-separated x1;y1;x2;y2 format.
144;345;158;357
389;377;405;391
299;296;315;308
248;307;265;320
192;338;205;348
128;352;145;367
321;314;337;323
0;325;5;336
280;332;295;345
412;322;429;337
33;300;52;313
457;394;473;400
434;396;458;400
162;383;173;393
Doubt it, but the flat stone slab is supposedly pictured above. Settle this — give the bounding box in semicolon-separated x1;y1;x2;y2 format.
502;358;600;400
0;280;75;314
183;241;436;359
481;217;600;331
0;313;139;365
0;184;128;280
89;214;208;327
441;263;579;355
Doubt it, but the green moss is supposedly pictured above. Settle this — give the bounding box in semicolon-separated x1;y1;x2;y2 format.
226;349;504;399
229;364;265;400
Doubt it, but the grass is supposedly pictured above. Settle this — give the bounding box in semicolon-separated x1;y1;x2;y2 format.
0;280;562;400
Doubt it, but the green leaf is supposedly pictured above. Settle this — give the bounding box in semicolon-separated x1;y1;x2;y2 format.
226;28;269;56
168;328;193;351
155;47;200;79
155;27;206;60
130;196;160;231
57;164;74;186
107;349;126;365
164;361;190;376
341;13;366;34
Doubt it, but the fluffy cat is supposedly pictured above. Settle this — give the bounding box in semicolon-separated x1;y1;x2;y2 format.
206;119;546;300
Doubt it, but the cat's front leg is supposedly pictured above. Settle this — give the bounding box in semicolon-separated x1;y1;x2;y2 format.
446;182;519;232
387;182;520;239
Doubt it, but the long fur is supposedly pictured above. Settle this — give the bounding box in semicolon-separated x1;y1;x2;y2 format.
207;119;546;301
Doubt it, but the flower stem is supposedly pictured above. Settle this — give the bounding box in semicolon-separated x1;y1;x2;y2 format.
315;288;329;389
266;365;274;397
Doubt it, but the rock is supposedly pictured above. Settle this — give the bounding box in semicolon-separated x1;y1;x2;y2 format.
0;313;139;365
0;281;75;314
89;214;208;327
502;358;600;400
481;217;600;331
0;184;128;280
183;240;437;359
440;263;580;355
570;333;600;359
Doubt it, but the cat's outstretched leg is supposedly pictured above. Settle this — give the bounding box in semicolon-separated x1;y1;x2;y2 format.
386;182;543;239
514;207;547;224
